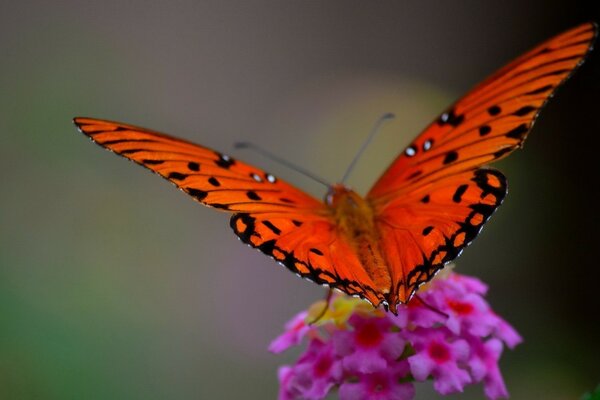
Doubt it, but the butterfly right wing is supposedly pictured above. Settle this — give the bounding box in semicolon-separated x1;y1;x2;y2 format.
74;117;322;213
75;117;384;307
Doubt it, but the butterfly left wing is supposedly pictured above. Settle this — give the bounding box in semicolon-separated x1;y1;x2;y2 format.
366;23;596;306
75;117;386;307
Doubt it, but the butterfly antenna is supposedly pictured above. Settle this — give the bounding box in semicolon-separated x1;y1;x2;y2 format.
234;142;332;188
341;112;395;185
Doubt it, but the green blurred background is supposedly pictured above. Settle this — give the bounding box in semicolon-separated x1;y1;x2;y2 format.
1;1;599;399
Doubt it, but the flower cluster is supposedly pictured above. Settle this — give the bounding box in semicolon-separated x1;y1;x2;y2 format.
270;270;522;400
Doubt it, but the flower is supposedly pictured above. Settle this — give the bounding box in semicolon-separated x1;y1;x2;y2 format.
271;269;522;399
334;314;405;374
406;327;471;394
277;338;342;400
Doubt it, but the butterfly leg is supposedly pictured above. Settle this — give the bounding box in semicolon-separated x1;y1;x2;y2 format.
414;294;448;318
308;288;334;325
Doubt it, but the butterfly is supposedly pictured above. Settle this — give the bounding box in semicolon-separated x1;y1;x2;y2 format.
75;23;596;314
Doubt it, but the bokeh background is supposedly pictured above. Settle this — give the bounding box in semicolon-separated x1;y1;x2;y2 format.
1;1;599;399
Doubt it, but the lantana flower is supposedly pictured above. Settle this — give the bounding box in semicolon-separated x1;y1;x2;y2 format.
270;268;522;399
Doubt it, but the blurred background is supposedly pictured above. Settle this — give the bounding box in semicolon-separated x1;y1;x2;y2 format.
1;1;599;399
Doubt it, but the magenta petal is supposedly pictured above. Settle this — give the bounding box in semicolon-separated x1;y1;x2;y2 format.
342;349;388;374
494;318;523;349
433;365;472;395
408;352;435;381
269;311;310;353
339;362;415;400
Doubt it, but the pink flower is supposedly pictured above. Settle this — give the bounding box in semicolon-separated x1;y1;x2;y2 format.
271;270;521;400
406;328;472;394
333;314;405;373
278;338;342;400
338;361;415;400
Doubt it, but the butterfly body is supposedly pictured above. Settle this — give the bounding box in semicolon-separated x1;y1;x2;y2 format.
76;23;596;314
326;184;392;301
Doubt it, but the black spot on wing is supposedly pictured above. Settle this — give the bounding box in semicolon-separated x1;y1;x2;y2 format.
208;177;221;187
215;153;235;169
479;125;492;136
310;248;324;256
246;191;262;201
513;106;537;117
421;195;430;204
143;159;164;165
443;151;459;165
262;220;282;235
505;123;529;140
187;188;208;201
187;162;200;171
438;108;465;127
487;105;502;116
452;184;469;203
168;172;187;181
422;226;433;236
493;147;512;159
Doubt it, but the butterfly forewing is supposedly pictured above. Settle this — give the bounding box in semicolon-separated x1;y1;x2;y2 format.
367;22;597;200
75;118;324;214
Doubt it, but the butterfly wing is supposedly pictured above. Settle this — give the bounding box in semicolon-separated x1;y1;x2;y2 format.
75;117;385;307
366;22;597;305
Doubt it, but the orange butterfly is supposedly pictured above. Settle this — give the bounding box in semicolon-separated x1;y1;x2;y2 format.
75;23;596;314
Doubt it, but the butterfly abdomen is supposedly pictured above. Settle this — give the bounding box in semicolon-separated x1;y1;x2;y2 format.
328;185;392;294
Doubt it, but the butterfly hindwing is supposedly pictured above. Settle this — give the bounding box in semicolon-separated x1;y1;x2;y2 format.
230;212;385;307
375;168;507;304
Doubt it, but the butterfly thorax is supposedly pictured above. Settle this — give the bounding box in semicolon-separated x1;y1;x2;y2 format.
326;184;392;296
